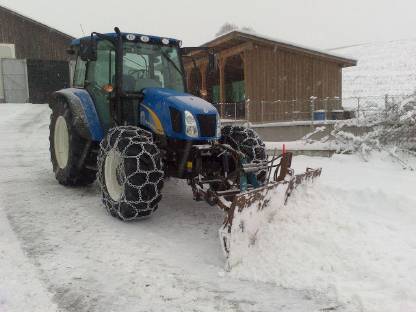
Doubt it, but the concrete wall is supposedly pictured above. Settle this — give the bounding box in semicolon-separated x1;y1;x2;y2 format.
222;120;371;142
252;123;371;141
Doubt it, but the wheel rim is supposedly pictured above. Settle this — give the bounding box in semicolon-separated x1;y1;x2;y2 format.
54;116;69;169
104;149;123;201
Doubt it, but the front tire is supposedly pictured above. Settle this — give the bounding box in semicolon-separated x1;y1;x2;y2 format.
49;98;97;186
220;125;267;182
98;126;164;221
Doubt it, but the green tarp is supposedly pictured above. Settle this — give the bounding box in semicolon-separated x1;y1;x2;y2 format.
212;80;245;103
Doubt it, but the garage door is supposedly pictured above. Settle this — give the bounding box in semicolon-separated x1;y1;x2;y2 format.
1;58;29;103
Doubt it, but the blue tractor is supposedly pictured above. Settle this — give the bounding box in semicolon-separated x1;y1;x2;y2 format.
49;28;320;253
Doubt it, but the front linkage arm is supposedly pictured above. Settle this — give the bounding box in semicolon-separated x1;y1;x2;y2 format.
188;142;295;211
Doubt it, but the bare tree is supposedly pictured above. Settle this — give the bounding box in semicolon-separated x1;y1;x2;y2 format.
241;26;255;34
215;22;239;37
331;95;416;158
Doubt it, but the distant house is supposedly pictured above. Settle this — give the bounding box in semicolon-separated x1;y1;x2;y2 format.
0;5;73;103
184;31;357;122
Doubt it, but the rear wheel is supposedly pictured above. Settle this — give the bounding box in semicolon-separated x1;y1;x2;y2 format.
220;125;267;182
98;126;164;221
49;98;97;186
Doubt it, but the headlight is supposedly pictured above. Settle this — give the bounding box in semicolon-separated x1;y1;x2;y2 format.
216;114;221;138
184;111;199;137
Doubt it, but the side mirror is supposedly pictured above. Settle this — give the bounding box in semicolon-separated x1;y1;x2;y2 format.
208;52;216;73
79;38;97;61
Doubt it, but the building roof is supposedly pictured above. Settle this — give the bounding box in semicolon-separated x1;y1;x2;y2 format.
0;4;74;40
200;30;357;67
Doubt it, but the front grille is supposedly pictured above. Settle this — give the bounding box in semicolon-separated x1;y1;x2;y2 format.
169;107;182;133
196;114;216;137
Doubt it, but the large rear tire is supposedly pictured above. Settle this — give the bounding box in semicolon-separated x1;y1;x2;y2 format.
98;126;164;221
220;125;267;182
49;98;97;186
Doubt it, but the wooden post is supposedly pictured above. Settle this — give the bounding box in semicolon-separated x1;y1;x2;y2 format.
199;62;208;99
219;57;227;118
219;59;226;102
185;69;192;93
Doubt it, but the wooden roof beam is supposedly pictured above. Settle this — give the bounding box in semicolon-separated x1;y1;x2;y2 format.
184;41;253;70
217;42;253;61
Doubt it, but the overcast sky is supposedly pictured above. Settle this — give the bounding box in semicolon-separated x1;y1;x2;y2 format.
1;0;415;50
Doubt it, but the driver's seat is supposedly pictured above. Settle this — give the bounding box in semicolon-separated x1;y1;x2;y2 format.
122;74;136;91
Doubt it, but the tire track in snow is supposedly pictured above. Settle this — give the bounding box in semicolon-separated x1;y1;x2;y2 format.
0;104;339;312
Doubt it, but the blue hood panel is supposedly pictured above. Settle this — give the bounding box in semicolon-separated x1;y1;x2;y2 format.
140;88;219;140
142;88;217;114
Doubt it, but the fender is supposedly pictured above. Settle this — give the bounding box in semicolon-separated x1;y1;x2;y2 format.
51;88;104;141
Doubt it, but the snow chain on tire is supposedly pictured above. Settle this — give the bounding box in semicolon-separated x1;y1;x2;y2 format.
220;125;267;182
98;126;164;221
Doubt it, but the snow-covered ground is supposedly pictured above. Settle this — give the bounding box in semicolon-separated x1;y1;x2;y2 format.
332;39;416;98
0;104;415;311
227;152;416;312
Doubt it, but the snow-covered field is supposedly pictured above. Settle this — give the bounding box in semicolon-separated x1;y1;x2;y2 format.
332;38;416;98
1;104;415;312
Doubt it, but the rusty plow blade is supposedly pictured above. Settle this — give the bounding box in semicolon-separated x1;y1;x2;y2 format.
219;167;322;257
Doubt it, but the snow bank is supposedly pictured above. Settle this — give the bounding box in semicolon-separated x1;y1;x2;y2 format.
226;153;416;312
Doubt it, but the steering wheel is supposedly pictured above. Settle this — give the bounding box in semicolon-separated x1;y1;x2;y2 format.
129;69;148;80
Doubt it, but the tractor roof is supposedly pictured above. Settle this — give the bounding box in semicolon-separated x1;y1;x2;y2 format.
71;32;182;47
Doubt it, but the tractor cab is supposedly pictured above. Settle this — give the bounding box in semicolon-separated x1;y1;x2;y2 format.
70;31;187;131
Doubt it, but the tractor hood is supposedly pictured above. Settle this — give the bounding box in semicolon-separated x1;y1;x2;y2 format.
142;88;218;115
140;88;219;140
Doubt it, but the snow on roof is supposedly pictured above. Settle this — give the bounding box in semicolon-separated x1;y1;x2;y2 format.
205;29;357;66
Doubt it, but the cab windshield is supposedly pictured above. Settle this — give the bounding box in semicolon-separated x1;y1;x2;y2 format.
122;42;185;93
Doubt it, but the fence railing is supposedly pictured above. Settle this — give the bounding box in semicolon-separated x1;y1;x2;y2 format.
215;95;409;123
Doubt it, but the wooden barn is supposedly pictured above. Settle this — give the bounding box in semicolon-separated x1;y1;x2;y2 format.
0;5;72;60
184;31;357;122
0;5;73;103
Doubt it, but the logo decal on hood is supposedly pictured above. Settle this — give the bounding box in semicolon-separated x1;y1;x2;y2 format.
141;104;164;135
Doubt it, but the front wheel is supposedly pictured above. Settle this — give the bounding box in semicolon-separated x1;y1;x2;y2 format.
220;125;267;182
97;126;164;221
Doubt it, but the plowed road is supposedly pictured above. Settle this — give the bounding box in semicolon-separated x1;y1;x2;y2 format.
0;104;334;311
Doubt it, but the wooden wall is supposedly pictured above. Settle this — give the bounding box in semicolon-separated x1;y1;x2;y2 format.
244;44;343;122
0;6;73;61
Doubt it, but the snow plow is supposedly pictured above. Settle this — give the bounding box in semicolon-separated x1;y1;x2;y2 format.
48;27;321;256
189;145;322;256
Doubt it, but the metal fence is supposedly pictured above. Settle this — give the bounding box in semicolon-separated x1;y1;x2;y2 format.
216;95;409;123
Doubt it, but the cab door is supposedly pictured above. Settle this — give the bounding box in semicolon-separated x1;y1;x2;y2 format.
85;40;115;131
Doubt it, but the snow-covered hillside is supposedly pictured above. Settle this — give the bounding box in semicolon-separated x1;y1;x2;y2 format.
0;104;415;312
332;39;416;98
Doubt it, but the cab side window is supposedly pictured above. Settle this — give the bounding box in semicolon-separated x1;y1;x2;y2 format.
86;41;115;88
73;56;86;87
84;40;115;130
